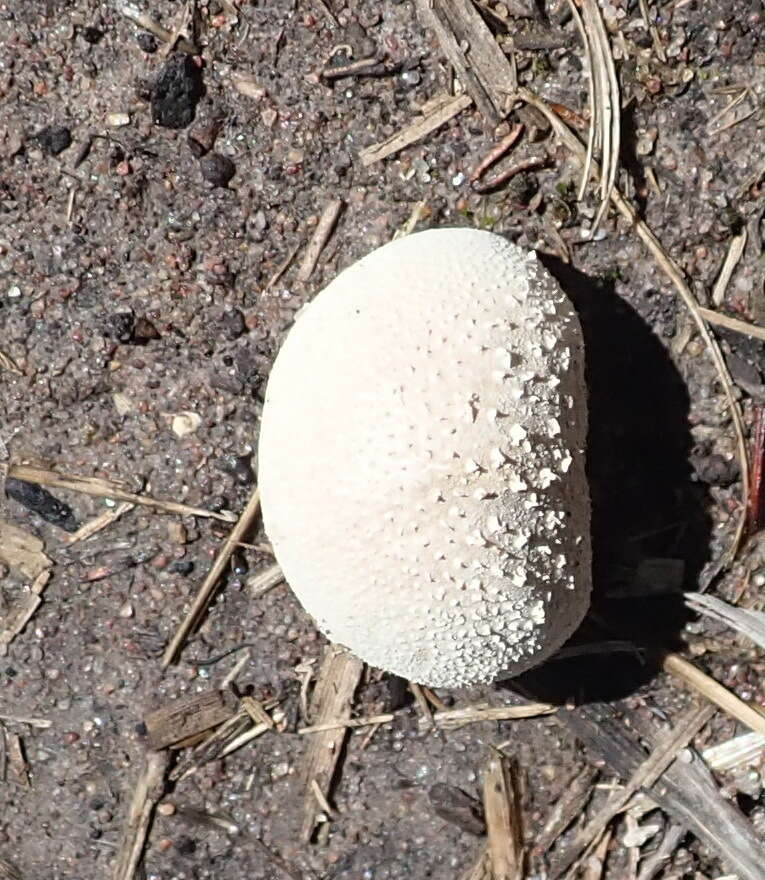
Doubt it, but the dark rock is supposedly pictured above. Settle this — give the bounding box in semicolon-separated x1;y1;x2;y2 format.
81;26;103;44
133;316;160;343
428;783;485;836
187;121;222;158
168;560;194;576
5;478;78;532
37;125;72;156
136;32;157;53
200;152;236;187
107;311;136;343
151;54;204;129
221;308;246;339
175;836;196;856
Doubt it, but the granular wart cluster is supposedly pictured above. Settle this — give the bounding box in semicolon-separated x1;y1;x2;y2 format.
258;228;591;688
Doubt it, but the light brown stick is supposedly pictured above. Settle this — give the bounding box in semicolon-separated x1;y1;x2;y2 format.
112;750;170;880
663;652;765;736
161;487;261;665
8;464;235;523
297;199;344;282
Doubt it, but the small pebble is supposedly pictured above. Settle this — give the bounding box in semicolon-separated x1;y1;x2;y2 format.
81;26;103;44
137;32;157;53
200;152;236;187
107;112;130;127
157;802;176;816
151;54;204;129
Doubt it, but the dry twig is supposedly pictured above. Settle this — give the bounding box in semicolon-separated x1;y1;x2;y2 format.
66;502;135;544
483;751;524;880
300;646;364;842
423;702;556;730
297;199;344;282
298;713;395;734
663;653;765;736
469;124;524;183
247;562;285;597
711;228;748;307
0;350;21;375
7;464;235;523
553;702;714;879
162;487;261;665
697;306;765;343
414;0;515;125
532;767;598;858
359;93;472;166
112;750;170;880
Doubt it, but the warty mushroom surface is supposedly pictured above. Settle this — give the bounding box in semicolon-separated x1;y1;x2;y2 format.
257;227;590;688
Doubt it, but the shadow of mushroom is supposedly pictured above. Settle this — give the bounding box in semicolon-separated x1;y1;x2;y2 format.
506;256;714;704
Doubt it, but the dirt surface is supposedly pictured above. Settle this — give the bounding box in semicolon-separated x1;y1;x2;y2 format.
1;1;765;878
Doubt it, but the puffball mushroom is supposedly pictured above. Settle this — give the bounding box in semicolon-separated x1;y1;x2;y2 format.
258;228;591;688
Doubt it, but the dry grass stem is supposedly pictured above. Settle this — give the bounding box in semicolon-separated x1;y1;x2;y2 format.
409;682;435;729
220;650;251;689
638;0;667;62
217;721;271;758
393;199;430;240
565;0;595;200
6;733;29;787
483;751;523;880
297;199;344;282
112;750;170;880
298;713;395;734
0;568;51;656
359;93;472;166
66;502;135;544
702;731;765;772
162;487;261;666
424;702;556;730
0;714;51;729
0;350;21;375
555;701;714;879
262;241;301;293
247;562;285;597
240;696;275;729
310;778;336;816
685;592;765;651
581;0;621;232
663;652;765;736
300;646;364;842
532;767;598;857
0;858;21;880
697;306;765;343
712;228;747;306
144;690;235;750
520;86;749;558
7;464;235;523
414;0;515;125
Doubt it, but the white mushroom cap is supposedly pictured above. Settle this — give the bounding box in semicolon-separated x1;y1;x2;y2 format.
258;228;591;688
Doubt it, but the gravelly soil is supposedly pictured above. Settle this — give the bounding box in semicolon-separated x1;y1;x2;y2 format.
1;1;765;878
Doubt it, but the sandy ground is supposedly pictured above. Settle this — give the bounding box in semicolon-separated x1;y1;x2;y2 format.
1;0;765;878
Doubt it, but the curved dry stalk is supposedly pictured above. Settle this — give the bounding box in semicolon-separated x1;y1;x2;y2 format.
565;0;595;202
582;0;621;232
518;86;749;560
